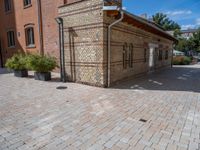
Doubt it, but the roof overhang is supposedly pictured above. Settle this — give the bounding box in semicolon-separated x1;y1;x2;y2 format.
106;10;178;43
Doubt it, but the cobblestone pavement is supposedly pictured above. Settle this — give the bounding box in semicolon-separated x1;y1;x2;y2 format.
0;65;200;150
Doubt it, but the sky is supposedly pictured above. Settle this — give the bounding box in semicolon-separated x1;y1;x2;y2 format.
123;0;200;30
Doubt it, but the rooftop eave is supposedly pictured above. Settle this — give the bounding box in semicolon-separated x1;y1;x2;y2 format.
122;10;178;43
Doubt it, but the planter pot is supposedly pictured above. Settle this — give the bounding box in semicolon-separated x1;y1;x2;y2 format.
34;72;51;81
14;70;28;77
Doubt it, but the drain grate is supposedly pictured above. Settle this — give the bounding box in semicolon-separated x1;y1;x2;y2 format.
139;119;147;123
56;86;68;90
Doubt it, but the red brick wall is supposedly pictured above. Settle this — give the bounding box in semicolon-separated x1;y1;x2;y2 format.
0;0;19;65
40;0;64;62
14;0;40;54
0;0;85;67
0;0;40;66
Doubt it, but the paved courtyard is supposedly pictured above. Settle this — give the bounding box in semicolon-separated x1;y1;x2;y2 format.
0;65;200;150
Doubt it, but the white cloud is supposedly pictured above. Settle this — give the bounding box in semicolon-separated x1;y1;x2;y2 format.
122;7;126;10
181;24;196;30
181;18;200;29
166;10;192;16
196;18;200;25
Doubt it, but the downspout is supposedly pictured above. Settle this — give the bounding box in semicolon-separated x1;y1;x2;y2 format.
0;40;3;67
107;11;124;87
171;49;173;68
55;18;66;82
37;0;44;55
171;44;175;68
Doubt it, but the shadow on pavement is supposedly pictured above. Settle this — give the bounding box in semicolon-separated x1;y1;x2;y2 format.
0;68;12;75
112;65;200;93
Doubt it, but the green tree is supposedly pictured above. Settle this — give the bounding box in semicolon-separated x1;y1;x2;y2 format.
191;28;200;52
152;13;181;37
175;38;188;51
175;28;200;52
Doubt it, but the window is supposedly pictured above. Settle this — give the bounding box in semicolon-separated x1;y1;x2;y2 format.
25;27;35;46
144;49;147;62
24;0;31;6
7;31;15;47
123;43;127;69
129;44;133;68
158;50;163;60
4;0;11;12
165;50;168;60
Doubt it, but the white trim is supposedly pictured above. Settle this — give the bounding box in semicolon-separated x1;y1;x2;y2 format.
148;43;159;48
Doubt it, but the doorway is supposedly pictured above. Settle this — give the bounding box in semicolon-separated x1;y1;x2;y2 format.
148;43;158;72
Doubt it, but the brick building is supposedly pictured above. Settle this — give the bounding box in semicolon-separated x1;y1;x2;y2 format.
58;0;177;87
0;0;65;67
0;0;177;87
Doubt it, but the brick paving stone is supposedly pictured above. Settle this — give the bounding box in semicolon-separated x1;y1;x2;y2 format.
0;65;200;149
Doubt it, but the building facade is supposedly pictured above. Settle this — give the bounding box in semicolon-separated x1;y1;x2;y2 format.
58;0;176;87
0;0;67;67
180;29;198;39
0;0;41;67
0;0;177;87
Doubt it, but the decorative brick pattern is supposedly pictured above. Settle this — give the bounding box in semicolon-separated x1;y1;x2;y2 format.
59;0;106;86
58;0;175;87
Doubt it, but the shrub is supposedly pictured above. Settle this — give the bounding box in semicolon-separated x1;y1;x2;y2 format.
27;54;57;72
5;54;27;70
173;56;192;65
182;56;191;65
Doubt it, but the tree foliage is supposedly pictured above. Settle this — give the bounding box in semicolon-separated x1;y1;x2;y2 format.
191;28;200;52
152;13;199;53
152;13;181;31
175;28;200;52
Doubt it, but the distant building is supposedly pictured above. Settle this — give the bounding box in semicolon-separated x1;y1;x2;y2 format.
180;29;198;39
173;50;184;56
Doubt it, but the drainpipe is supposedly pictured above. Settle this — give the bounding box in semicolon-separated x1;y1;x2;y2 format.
171;48;174;68
55;17;66;82
0;40;3;67
37;0;44;55
107;11;124;87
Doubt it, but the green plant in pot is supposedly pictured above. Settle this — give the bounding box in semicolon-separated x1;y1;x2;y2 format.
27;54;57;81
5;54;28;77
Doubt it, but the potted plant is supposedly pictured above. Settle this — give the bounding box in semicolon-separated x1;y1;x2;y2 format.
27;54;57;81
5;54;28;77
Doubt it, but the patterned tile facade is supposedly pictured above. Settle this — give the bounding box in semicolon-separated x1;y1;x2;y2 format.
58;0;174;87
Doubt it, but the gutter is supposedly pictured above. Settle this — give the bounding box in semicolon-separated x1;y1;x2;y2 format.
55;18;66;82
122;10;178;42
37;0;44;55
107;10;124;87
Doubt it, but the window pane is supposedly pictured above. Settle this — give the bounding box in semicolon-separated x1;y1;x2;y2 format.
26;27;35;46
11;31;15;46
123;43;127;69
129;44;133;68
7;31;15;47
165;51;168;60
144;49;147;62
24;0;31;6
159;50;162;60
4;0;11;12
